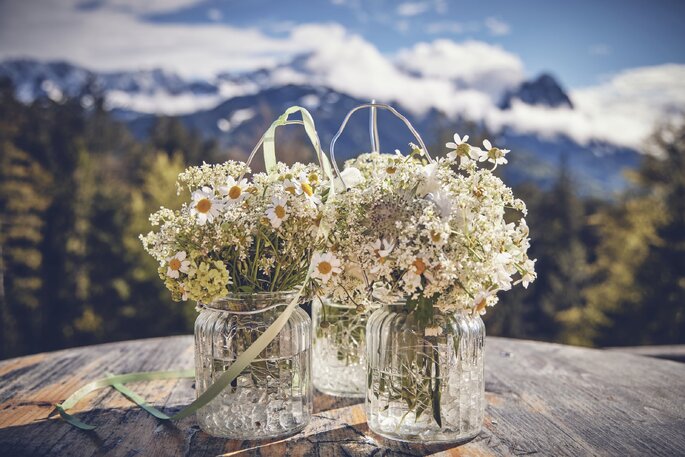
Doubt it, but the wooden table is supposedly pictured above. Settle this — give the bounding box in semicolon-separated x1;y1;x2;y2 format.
1;335;684;456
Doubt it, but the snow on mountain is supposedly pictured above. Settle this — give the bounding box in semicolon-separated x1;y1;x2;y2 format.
0;59;91;102
0;57;662;197
0;58;254;115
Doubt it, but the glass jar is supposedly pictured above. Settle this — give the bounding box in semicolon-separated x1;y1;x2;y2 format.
312;297;368;398
366;302;485;443
194;292;312;439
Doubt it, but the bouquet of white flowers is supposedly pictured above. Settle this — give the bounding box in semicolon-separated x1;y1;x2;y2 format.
313;130;535;318
140;159;329;304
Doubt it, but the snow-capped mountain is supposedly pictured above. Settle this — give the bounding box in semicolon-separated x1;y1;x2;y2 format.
500;73;573;109
0;58;642;197
0;58;236;114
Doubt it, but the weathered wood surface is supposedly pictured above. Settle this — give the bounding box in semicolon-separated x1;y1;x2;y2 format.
1;336;684;457
607;344;685;363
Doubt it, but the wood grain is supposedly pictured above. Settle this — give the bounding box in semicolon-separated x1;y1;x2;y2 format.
607;344;685;363
1;335;684;456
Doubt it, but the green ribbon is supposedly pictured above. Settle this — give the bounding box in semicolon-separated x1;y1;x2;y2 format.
55;369;194;429
262;105;333;179
55;106;334;430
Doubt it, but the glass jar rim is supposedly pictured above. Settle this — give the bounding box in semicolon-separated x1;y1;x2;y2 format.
201;290;301;314
317;297;358;310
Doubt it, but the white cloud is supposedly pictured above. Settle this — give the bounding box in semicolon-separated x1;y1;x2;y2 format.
80;0;203;14
483;64;685;149
0;0;303;77
396;2;430;17
571;64;685;146
105;91;225;114
484;17;511;36
395;40;525;98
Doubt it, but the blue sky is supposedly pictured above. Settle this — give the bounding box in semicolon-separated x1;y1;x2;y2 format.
141;0;685;88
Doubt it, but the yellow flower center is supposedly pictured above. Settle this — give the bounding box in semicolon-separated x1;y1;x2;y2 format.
301;182;313;196
317;261;332;275
196;198;212;213
228;185;242;200
169;258;181;271
413;258;427;275
275;205;286;219
431;231;441;242
308;173;319;184
386;166;397;174
456;143;470;157
285;185;296;195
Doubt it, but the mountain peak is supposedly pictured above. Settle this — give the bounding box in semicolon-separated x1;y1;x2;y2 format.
500;73;573;109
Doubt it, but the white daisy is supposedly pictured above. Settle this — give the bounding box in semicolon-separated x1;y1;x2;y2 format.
297;173;321;205
219;177;249;205
446;133;484;164
310;252;341;283
265;196;289;228
282;177;300;195
166;251;191;279
190;187;221;225
446;133;469;150
445;133;469;159
403;270;423;292
402;255;429;291
370;238;395;259
482;139;510;165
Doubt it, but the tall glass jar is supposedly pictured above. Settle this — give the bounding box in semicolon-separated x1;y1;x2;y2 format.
312;297;368;397
366;302;485;443
194;292;312;439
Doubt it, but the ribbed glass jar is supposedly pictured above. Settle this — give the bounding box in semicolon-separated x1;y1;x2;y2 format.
194;292;312;439
366;302;485;443
312;297;368;398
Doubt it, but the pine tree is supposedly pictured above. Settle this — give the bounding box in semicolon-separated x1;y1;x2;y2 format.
487;157;592;342
0;143;53;357
565;124;685;346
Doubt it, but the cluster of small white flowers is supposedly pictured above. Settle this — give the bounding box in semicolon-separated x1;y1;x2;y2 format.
313;135;536;315
141;160;328;304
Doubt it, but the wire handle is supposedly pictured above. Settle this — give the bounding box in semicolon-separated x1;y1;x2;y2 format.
370;99;380;153
330;102;433;189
